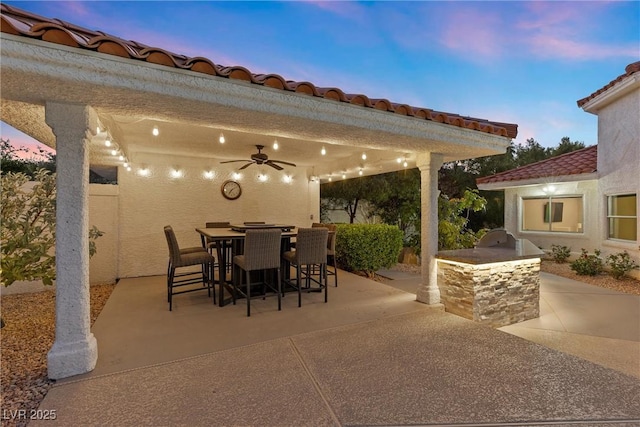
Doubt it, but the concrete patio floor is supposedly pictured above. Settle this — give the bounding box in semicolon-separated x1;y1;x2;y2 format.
34;270;640;426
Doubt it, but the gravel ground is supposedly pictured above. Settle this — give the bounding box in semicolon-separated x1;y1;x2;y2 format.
0;284;115;427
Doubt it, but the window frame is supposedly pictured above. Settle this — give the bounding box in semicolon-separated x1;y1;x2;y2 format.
606;193;637;242
519;194;585;234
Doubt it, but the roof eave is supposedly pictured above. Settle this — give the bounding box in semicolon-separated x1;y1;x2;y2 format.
477;172;599;191
580;73;640;114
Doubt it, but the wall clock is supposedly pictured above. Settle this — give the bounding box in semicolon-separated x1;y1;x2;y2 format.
221;180;242;200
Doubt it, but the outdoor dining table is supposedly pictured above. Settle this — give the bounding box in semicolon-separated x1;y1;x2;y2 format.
195;225;297;307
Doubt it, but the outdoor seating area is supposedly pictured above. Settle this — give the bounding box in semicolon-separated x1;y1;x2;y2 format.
171;223;336;316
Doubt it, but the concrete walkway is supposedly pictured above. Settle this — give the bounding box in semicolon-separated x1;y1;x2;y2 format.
34;270;640;426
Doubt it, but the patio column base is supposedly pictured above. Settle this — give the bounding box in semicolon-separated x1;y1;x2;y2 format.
48;335;98;380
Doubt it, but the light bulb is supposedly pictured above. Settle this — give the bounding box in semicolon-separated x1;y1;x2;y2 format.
119;155;124;161
273;140;279;150
152;126;159;136
111;149;117;156
204;171;214;179
362;153;367;160
258;173;268;182
359;169;363;176
219;133;225;144
105;139;111;147
232;172;241;180
396;157;402;164
403;161;408;168
123;162;129;168
328;176;332;182
321;147;326;156
342;173;346;179
126;166;132;172
283;174;292;183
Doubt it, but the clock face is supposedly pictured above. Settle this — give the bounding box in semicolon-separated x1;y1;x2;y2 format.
221;180;242;200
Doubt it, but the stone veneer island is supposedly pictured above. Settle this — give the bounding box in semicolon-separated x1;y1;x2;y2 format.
436;230;544;328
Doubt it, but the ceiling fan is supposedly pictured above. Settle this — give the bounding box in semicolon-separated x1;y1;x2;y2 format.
220;145;297;170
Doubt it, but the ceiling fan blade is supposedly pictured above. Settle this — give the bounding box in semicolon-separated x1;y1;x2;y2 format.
239;162;255;170
269;160;297;167
220;159;251;164
266;161;284;171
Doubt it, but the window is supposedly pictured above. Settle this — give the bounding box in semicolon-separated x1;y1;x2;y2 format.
521;196;583;233
607;194;637;241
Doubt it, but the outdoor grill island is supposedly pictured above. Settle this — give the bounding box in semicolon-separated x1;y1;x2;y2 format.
436;229;544;327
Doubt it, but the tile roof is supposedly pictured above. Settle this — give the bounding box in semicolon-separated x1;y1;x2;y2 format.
476;145;597;185
0;4;517;139
577;61;640;107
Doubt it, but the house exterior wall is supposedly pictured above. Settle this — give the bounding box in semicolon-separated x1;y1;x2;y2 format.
595;88;640;262
117;152;319;278
88;184;119;284
504;180;600;254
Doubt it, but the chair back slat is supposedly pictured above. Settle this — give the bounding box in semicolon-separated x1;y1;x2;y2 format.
243;229;282;270
295;228;328;265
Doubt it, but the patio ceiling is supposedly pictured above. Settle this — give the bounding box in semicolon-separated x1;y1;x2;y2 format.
1;4;517;180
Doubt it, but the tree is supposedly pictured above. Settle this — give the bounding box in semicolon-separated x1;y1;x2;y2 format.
320;176;382;223
1;137;56;177
438;189;487;250
1;169;103;287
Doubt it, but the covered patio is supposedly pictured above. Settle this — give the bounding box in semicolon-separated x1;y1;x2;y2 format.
31;270;640;425
1;4;517;379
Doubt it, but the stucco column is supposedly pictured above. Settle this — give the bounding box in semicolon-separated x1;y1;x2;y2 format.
45;102;98;379
416;152;444;304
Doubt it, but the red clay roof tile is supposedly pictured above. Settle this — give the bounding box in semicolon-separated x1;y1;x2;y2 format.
1;4;518;139
577;61;640;107
476;145;597;185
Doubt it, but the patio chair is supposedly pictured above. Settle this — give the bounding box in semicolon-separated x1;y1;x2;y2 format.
232;229;282;317
205;221;232;274
164;226;215;311
312;223;338;287
282;227;329;307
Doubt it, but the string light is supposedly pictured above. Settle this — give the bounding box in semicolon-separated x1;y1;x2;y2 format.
111;149;117;156
219;133;225;144
105;139;111;147
273;140;279;150
361;153;367;160
321;147;326;156
152;126;159;136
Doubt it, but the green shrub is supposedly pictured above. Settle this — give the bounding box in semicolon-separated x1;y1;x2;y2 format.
606;251;639;280
570;249;603;276
550;244;571;263
335;224;403;278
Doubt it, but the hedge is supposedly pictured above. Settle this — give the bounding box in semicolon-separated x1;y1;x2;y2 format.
335;224;403;277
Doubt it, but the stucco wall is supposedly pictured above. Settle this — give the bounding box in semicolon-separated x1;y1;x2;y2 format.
504;180;600;254
595;88;640;261
88;183;119;284
117;152;319;278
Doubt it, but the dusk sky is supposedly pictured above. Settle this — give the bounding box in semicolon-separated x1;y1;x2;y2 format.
2;1;639;156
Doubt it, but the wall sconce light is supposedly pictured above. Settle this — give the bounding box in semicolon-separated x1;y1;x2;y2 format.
283;174;292;183
542;185;556;195
152;126;159;136
232;172;241;180
258;173;268;182
309;175;319;182
170;169;183;179
204;170;215;180
219;133;225;144
138;167;150;177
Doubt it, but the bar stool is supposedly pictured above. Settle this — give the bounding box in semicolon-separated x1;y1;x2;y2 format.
282;227;329;307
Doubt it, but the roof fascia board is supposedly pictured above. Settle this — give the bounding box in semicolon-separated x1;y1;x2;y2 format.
477;172;599;191
580;74;640;114
0;34;510;158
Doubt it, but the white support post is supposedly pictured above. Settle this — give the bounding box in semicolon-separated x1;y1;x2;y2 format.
416;152;444;304
45;102;98;379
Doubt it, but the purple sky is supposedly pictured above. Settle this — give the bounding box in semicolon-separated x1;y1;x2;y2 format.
2;1;639;156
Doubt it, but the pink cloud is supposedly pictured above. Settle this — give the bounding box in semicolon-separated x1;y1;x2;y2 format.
440;10;504;58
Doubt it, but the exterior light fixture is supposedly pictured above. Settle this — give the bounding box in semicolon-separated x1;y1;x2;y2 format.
111;149;118;156
219;133;225;144
283;174;292;183
170;169;183;179
542;185;557;195
321;147;326;156
258;173;268;182
105;139;111;147
361;153;367;160
273;140;279;150
152;126;159;136
119;155;124;161
232;172;241;180
138;167;150;177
